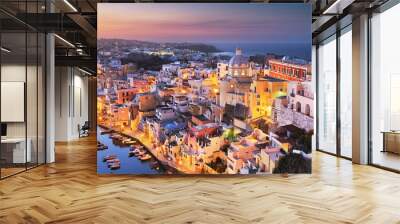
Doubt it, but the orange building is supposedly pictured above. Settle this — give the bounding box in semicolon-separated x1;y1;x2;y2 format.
116;88;138;104
268;58;311;82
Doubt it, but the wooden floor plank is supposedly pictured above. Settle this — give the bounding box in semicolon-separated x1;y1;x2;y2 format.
0;135;399;223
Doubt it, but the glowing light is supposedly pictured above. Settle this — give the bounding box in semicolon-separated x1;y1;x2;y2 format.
54;34;75;48
1;47;11;53
63;0;78;12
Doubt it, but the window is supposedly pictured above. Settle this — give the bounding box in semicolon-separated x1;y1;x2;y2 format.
340;27;352;158
296;102;301;113
317;35;337;154
0;2;46;179
305;104;311;116
370;3;400;171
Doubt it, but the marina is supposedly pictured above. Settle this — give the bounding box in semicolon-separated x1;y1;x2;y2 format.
97;126;172;174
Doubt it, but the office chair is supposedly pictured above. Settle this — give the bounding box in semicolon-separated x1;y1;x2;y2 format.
79;121;90;138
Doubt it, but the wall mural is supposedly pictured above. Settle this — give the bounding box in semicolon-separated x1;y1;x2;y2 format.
97;3;313;174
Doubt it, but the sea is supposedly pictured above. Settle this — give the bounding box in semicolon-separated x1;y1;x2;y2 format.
211;42;311;61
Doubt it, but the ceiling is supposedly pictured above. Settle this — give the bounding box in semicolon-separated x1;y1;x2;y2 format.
0;0;392;73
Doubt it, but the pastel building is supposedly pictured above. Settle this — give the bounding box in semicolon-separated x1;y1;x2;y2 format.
268;57;311;82
156;106;176;121
218;77;252;107
248;77;287;119
116;88;138;104
272;81;314;132
256;147;282;174
217;61;229;78
226;139;259;174
133;92;159;117
172;95;189;113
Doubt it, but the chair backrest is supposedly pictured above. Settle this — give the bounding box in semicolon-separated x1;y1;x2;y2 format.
82;121;90;129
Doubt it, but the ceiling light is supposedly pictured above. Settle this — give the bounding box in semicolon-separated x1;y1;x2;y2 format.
63;0;78;12
322;0;354;15
323;0;341;14
1;47;11;53
54;34;75;48
78;67;94;76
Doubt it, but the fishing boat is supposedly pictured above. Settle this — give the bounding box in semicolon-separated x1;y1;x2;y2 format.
128;149;138;157
128;151;135;157
131;145;143;151
106;158;120;164
103;154;117;162
110;162;121;170
139;154;152;161
124;140;136;145
97;143;108;150
135;150;146;157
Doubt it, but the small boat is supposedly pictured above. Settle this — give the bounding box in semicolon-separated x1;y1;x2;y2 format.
103;154;117;162
128;151;135;157
133;145;143;151
97;143;108;150
139;154;152;161
121;138;130;144
110;162;121;170
135;151;146;157
106;158;120;164
107;160;121;167
130;147;140;153
124;140;136;145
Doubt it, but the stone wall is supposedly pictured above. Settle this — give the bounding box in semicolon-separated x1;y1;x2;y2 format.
273;102;313;132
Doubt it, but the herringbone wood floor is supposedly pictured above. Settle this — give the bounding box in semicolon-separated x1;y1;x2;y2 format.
1;136;400;224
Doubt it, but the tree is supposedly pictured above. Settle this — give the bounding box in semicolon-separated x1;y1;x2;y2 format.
273;153;311;174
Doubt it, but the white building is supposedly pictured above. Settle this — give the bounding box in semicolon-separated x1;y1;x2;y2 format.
156;106;176;121
173;95;189;113
217;61;229;78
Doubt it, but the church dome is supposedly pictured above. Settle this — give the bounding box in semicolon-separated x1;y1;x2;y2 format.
229;48;249;68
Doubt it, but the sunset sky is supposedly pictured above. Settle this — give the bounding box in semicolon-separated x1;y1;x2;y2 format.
98;3;311;44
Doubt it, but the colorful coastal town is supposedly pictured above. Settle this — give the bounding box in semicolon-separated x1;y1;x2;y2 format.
97;39;313;174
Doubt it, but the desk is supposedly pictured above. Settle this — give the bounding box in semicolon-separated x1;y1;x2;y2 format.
1;138;31;163
382;131;400;154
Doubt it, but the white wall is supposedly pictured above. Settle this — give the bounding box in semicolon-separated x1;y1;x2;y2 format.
54;67;89;141
1;64;26;138
1;63;46;164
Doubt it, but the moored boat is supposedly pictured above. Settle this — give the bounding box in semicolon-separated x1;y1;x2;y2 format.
106;158;120;164
103;154;117;162
124;140;136;145
139;154;152;161
110;162;121;170
135;150;146;157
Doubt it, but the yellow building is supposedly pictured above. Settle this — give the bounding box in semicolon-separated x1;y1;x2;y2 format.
248;77;287;119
